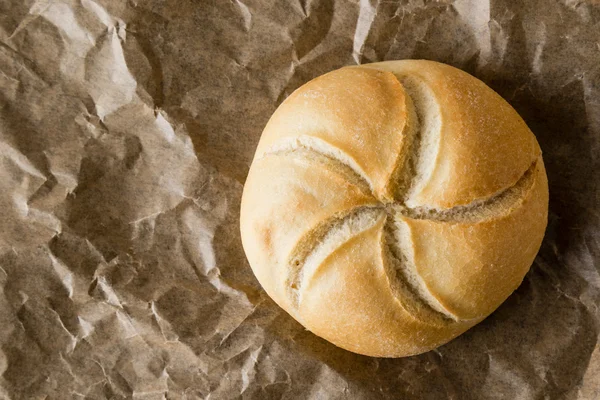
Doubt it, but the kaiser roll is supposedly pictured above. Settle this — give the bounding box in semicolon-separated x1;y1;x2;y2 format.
240;60;548;357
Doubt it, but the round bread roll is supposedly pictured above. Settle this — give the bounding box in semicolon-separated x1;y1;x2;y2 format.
240;60;548;358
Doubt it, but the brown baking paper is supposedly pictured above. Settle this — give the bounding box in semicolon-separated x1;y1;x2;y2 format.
0;0;599;398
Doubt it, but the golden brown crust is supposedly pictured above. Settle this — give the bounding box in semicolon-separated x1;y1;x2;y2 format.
240;60;549;357
240;151;377;311
299;216;476;357
362;60;540;208
255;67;415;201
398;158;548;321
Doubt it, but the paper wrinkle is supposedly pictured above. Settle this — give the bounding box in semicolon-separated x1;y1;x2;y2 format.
81;0;119;29
353;0;377;64
452;0;492;64
0;0;599;398
85;27;137;119
233;0;253;32
40;2;93;47
48;252;74;298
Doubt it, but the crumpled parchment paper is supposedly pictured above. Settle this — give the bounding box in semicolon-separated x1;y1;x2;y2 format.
0;0;599;398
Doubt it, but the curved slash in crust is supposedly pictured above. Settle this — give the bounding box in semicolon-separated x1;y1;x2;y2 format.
258;135;372;195
386;74;443;203
285;206;384;308
396;159;539;223
382;213;459;323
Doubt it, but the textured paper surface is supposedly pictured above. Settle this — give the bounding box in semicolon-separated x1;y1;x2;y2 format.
0;0;599;398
